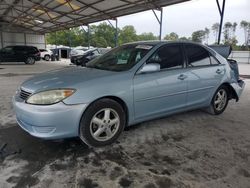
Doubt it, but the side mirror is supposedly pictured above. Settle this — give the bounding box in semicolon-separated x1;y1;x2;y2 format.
139;63;160;74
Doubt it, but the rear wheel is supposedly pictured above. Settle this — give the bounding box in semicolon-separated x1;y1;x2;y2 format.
79;99;125;147
208;85;229;115
25;57;35;65
44;55;50;61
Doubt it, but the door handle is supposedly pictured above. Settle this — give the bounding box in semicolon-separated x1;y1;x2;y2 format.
178;74;188;80
216;69;222;74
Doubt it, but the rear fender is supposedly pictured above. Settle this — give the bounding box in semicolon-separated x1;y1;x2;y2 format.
229;80;245;102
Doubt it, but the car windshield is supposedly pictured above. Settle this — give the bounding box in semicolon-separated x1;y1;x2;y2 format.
86;44;154;71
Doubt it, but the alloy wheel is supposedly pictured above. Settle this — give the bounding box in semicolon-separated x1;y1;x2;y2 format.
214;89;227;111
90;108;120;142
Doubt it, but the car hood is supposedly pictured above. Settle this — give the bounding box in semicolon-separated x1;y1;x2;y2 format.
21;67;118;93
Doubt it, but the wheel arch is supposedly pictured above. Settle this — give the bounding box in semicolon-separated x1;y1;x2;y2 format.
82;95;129;126
220;82;239;101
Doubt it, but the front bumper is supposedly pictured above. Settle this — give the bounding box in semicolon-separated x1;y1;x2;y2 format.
70;56;83;65
13;95;87;139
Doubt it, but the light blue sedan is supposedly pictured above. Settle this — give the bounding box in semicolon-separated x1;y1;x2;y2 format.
13;41;245;147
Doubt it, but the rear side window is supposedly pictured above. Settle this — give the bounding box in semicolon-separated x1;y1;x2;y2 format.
27;47;39;53
210;55;220;65
147;44;183;70
185;44;210;67
13;46;27;54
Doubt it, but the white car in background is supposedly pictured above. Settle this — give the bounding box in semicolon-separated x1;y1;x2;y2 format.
39;49;53;61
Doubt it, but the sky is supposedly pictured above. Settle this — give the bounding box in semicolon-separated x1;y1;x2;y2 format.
111;0;250;45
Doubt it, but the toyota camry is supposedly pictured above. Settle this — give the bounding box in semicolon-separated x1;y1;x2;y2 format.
13;41;245;147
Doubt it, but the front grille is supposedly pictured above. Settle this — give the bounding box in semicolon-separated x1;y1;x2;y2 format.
19;89;32;101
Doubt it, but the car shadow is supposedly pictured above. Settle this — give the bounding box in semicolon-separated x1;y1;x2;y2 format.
0;125;90;165
0;62;28;65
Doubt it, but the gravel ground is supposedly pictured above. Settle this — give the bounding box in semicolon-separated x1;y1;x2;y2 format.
0;61;250;188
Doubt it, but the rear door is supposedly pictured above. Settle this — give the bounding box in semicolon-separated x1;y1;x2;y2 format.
133;44;188;120
13;46;27;61
184;44;225;107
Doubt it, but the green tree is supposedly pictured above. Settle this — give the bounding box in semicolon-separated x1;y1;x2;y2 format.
164;32;179;41
119;25;138;45
212;23;220;43
223;22;238;47
90;23;117;47
240;20;250;45
137;32;157;41
179;36;190;41
46;27;87;47
191;30;206;43
204;27;210;44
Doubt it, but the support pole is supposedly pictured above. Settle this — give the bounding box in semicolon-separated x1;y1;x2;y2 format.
152;8;163;40
88;24;90;49
68;30;71;49
24;33;27;45
44;34;47;49
159;8;163;41
115;18;118;47
216;0;226;44
107;19;118;47
55;31;57;49
1;31;4;48
55;31;59;60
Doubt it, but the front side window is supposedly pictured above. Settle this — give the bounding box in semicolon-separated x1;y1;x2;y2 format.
87;44;153;71
147;44;183;70
185;44;211;67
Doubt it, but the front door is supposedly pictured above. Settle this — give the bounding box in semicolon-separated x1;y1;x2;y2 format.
133;44;188;120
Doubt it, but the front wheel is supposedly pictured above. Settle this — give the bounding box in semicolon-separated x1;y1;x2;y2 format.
44;55;50;61
25;57;35;65
79;99;125;147
208;85;229;115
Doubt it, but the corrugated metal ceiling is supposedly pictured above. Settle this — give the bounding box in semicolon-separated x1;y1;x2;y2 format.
0;0;190;33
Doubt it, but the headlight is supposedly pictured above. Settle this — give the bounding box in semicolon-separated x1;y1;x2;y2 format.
26;89;75;105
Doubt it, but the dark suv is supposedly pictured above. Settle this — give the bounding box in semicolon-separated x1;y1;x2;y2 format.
0;45;40;64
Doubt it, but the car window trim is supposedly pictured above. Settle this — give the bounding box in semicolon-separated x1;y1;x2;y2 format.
147;43;185;70
135;43;185;75
209;52;221;65
184;63;225;71
183;43;220;68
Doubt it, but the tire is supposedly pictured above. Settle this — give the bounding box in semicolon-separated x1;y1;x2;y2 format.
44;55;50;61
25;57;35;65
208;85;229;115
79;98;125;147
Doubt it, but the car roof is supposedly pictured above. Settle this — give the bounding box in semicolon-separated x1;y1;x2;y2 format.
5;45;37;48
124;40;206;46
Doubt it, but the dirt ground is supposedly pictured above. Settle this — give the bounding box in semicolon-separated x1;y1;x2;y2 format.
0;61;250;188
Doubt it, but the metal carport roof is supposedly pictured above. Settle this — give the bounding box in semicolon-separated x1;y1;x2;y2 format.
0;0;190;34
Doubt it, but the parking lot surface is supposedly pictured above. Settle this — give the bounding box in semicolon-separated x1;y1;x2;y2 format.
0;61;250;188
